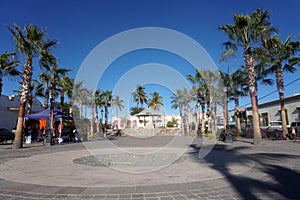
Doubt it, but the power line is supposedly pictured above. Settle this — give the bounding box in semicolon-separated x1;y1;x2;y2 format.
240;76;300;108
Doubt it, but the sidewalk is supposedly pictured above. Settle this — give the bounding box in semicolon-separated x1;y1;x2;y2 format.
0;136;299;199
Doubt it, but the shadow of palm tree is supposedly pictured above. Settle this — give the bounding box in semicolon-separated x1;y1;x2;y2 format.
190;143;300;199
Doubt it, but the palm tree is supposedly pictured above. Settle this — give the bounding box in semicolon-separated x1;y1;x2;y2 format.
220;71;231;132
59;76;74;116
73;82;86;119
7;23;57;148
41;56;71;110
147;92;163;110
258;35;300;135
219;9;276;144
182;88;193;135
229;70;248;133
84;89;95;136
100;90;112;130
190;86;200;134
111;95;124;118
111;95;124;130
132;85;148;108
0;53;19;96
171;89;186;134
35;72;51;109
187;69;207;134
94;89;104;133
199;69;219;133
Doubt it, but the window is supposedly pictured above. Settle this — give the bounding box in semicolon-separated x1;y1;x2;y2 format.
297;107;300;121
261;112;269;126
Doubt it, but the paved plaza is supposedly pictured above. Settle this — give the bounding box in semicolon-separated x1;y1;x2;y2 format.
0;136;299;199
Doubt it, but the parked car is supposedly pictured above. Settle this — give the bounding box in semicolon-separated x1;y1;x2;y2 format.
288;121;300;134
267;121;282;130
0;128;15;144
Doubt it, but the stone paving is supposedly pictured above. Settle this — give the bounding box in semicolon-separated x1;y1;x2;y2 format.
0;136;299;199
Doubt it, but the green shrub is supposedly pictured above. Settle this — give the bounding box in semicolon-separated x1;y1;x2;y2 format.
167;117;178;127
189;130;197;137
286;133;295;140
207;133;214;139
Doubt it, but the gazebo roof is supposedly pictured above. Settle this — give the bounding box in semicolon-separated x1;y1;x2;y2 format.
136;107;161;117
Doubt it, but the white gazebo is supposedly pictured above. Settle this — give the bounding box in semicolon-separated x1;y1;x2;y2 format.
136;107;162;128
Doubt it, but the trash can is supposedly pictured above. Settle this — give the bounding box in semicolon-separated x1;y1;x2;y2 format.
225;130;233;143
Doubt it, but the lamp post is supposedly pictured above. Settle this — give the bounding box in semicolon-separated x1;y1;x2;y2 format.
83;105;88;141
100;109;105;136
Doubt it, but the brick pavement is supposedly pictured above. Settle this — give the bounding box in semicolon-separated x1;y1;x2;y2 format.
0;136;299;199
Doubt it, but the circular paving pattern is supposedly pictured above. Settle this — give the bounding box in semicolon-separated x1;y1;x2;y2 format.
0;147;255;187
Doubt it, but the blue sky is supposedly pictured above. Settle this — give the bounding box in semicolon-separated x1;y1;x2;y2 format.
1;0;300;116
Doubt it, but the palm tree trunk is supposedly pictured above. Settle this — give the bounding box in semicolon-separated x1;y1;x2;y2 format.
44;88;49;109
27;85;33;115
194;104;199;135
27;95;32;115
79;101;83;119
184;105;189;136
276;63;288;135
179;104;184;134
69;98;73;117
235;95;241;133
201;103;205;135
0;77;3;96
90;103;94;136
95;105;99;133
105;105;108;132
60;92;64;111
244;47;261;145
13;59;32;149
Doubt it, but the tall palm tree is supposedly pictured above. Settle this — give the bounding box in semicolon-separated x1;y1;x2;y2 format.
59;76;74;116
35;72;51;109
219;9;276;144
94;89;103;133
111;95;124;130
41;54;71;110
8;23;57;148
171;89;184;132
220;71;231;132
187;69;207;134
229;70;248;133
73;82;86;119
100;90;112;130
0;52;19;96
182;88;193;135
199;69;219;133
132;85;148;108
147;92;163;111
111;95;124;118
258;35;300;134
190;86;200;134
40;48;70;133
84;89;95;136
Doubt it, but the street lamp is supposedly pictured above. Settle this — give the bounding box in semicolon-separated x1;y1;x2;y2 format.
100;109;104;138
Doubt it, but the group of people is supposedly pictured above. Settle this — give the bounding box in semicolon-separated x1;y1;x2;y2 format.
23;119;45;144
22;119;80;144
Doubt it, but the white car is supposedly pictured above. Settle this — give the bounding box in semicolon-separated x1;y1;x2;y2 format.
268;121;282;130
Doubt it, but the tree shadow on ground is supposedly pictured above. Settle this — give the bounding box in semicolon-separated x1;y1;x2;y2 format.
190;143;300;200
